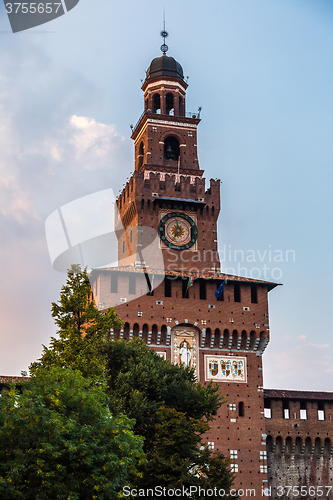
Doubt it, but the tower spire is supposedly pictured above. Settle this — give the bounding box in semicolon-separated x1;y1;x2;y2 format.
160;12;169;54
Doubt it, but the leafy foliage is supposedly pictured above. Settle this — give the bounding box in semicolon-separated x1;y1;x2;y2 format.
30;265;122;382
23;266;236;498
0;367;145;500
105;339;235;497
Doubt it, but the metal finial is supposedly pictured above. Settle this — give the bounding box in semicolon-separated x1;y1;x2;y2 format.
160;11;169;54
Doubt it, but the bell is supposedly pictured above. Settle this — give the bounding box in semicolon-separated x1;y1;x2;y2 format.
165;145;175;160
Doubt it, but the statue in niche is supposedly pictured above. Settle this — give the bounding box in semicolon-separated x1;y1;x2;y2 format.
179;340;192;367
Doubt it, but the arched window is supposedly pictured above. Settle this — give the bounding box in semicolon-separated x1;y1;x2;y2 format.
164;136;180;161
250;331;256;350
241;330;247;349
276;436;283;454
223;329;230;349
166;93;174;115
314;437;321;455
123;322;130;341
324;438;331;457
305;437;312;455
161;325;167;345
138;141;144;169
151;324;158;344
205;328;212;349
214;328;220;348
133;323;139;338
285;436;292;455
266;435;273;453
232;330;238;349
239;402;244;417
153;94;161;114
295;437;303;455
142;324;149;344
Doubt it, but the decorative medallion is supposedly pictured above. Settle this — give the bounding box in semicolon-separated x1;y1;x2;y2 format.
158;211;198;251
205;356;247;383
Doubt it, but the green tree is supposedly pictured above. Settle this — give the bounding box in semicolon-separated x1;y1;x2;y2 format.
28;267;236;498
105;339;236;498
0;367;145;500
31;265;122;382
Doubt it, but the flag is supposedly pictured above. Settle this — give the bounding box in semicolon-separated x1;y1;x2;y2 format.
215;280;225;299
186;275;194;292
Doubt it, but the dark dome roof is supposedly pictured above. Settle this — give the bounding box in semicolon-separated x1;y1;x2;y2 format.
146;54;184;80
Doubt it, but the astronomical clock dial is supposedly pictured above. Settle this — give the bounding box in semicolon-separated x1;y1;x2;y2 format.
158;212;198;250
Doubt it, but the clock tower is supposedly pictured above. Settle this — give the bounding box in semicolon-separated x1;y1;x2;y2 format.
91;32;277;500
117;38;221;274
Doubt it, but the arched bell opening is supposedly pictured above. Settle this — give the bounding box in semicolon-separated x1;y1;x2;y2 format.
164;136;180;161
179;95;185;117
153;93;161;114
166;93;174;115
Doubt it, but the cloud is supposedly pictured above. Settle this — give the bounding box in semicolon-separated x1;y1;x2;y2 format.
264;340;332;391
0;38;132;376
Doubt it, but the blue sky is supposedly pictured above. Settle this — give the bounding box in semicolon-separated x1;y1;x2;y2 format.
0;0;332;390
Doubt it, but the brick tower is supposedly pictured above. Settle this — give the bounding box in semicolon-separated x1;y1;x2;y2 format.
91;36;278;499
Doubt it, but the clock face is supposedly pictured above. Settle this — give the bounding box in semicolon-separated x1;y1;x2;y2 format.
159;212;198;250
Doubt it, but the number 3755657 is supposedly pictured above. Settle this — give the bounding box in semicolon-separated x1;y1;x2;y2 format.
5;3;62;14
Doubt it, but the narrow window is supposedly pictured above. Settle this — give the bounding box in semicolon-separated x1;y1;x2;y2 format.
216;282;224;301
111;274;118;293
239;402;244;417
129;275;136;295
153;93;161;113
179;96;184;116
251;284;258;303
182;279;189;299
318;401;325;420
164;136;180;161
165;277;172;297
199;279;206;300
283;400;290;419
264;399;271;419
300;400;307;420
166;93;174;115
234;283;241;302
138;141;144;169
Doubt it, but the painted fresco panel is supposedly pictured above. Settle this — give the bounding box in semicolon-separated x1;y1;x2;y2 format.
204;355;247;383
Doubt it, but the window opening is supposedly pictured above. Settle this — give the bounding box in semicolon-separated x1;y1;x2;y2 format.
129;275;136;295
199;279;206;300
251;284;258;303
153;93;161;114
165;277;172;297
164;136;180;161
111;274;118;293
234;283;241;302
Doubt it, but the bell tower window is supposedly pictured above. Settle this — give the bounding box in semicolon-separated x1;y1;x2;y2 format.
153;93;161;114
138;142;144;169
166;93;174;115
164;136;180;161
179;96;184;117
